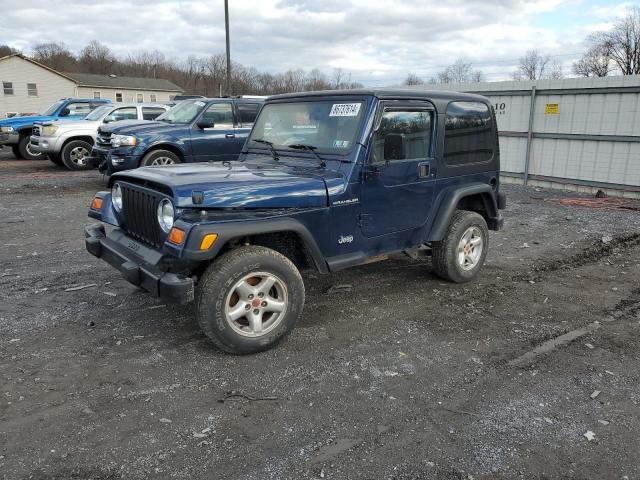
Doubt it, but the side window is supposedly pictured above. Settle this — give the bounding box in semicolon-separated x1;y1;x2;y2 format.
65;102;92;116
373;109;432;163
201;102;234;128
444;101;494;166
27;83;38;96
142;107;166;120
108;107;138;122
237;103;260;126
3;81;14;95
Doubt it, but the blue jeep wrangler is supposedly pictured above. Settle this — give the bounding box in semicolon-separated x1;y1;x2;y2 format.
0;98;111;160
87;97;264;174
85;89;506;354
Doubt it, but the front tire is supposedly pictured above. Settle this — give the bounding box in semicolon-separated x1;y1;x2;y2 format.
11;145;22;159
431;210;489;283
18;136;44;160
195;246;305;354
61;140;93;170
140;149;181;167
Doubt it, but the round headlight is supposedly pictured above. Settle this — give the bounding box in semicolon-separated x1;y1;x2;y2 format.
111;183;123;212
157;198;174;233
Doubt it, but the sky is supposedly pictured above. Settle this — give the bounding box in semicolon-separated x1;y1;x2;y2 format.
0;0;634;85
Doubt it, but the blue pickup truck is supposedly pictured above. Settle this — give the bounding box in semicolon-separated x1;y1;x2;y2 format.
0;98;111;160
87;97;263;174
85;88;506;354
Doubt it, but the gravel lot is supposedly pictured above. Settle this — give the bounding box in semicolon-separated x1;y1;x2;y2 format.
1;150;640;480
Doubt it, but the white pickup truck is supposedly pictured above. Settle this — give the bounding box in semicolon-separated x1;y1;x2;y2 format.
30;103;170;170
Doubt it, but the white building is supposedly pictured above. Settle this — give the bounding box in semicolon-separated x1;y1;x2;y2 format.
0;54;183;117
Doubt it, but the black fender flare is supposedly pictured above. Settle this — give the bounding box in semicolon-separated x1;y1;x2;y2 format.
428;183;499;241
178;216;329;273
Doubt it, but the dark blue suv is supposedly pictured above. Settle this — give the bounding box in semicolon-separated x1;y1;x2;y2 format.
87;97;264;174
85;89;506;354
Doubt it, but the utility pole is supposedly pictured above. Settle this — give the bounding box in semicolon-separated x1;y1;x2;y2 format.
224;0;231;96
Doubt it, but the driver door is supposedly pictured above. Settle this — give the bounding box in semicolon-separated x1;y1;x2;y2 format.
360;101;436;238
190;102;238;162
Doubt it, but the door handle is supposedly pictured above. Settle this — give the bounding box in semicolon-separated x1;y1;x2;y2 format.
418;162;430;178
225;134;236;139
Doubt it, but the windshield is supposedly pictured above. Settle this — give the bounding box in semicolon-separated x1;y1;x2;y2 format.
155;100;205;124
84;105;113;121
248;100;366;155
41;100;65;116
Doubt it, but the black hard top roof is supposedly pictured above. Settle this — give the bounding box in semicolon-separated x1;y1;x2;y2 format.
267;88;489;103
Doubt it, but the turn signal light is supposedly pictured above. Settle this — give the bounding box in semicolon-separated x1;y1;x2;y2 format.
91;197;104;210
168;227;185;244
199;233;218;251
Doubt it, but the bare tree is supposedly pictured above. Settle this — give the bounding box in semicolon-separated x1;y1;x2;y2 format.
548;60;564;80
573;40;613;77
32;42;77;71
434;58;484;84
589;7;640;75
0;44;19;57
79;40;116;74
402;73;424;85
514;50;550;80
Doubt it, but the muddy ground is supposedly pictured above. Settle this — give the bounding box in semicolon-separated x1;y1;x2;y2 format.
1;151;640;480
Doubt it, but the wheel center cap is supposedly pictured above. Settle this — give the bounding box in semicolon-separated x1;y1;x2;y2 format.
251;298;261;308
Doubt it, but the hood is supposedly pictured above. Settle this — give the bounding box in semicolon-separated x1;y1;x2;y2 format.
100;120;176;135
0;115;55;128
38;119;97;130
112;161;348;209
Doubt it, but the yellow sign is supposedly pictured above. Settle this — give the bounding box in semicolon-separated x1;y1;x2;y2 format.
545;103;560;115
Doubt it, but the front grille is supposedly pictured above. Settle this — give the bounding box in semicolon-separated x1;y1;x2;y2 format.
120;183;166;248
96;129;112;148
33;125;41;137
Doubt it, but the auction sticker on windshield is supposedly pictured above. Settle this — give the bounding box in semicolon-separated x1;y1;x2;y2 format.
329;103;361;117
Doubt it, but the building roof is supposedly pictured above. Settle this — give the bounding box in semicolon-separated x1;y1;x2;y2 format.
62;72;183;92
0;53;183;93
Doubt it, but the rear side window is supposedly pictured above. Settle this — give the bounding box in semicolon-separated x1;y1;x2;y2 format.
237;103;261;126
444;101;494;166
65;102;93;116
142;107;166;120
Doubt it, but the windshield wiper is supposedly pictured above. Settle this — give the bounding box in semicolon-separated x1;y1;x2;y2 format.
287;144;326;168
252;139;279;162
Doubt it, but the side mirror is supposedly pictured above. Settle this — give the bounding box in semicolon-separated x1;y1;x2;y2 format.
59;107;71;117
383;133;405;161
196;119;214;130
103;115;115;123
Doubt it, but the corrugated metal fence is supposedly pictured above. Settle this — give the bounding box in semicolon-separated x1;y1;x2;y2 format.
410;76;640;197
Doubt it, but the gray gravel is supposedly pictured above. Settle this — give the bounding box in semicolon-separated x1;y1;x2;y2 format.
1;152;640;480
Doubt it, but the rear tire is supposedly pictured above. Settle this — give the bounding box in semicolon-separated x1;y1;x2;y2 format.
195;246;305;354
18;135;44;160
140;149;181;167
47;153;63;167
431;210;489;283
61;140;93;171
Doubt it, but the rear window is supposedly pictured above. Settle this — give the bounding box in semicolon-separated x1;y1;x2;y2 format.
444;101;494;166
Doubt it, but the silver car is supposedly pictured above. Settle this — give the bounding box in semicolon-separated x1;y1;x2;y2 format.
30;103;170;170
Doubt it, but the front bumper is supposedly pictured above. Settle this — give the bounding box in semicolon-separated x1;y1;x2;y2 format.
87;147;141;174
29;135;62;154
85;224;194;304
0;132;19;146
